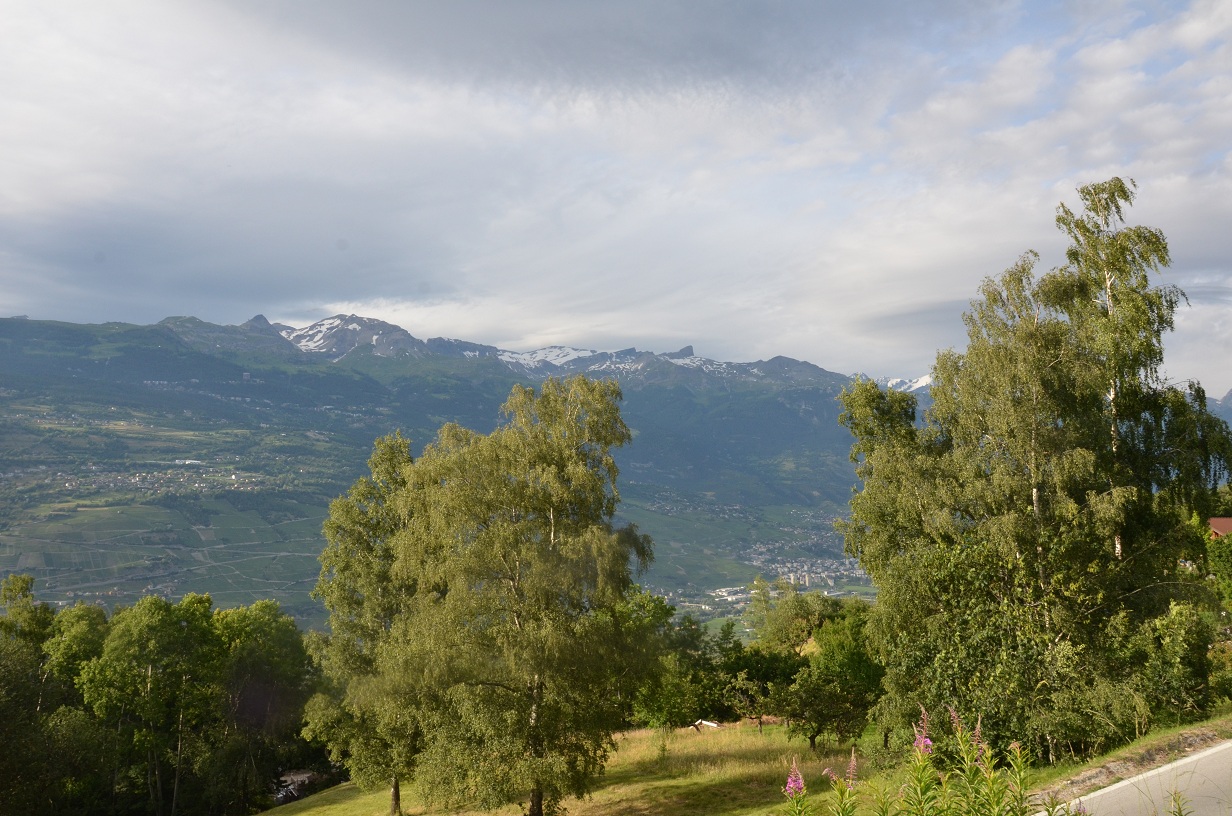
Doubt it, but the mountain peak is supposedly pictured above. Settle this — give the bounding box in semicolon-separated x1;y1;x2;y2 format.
280;314;426;359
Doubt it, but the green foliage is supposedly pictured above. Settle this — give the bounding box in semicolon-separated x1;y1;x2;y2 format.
5;584;318;816
310;376;658;816
767;599;882;752
79;594;226;814
210;599;315;813
0;635;48;814
797;712;1039;816
1209;531;1232;602
302;431;430;807
738;581;883;752
748;578;845;655
1;572;55;644
44;602;109;683
839;179;1232;758
634;650;704;738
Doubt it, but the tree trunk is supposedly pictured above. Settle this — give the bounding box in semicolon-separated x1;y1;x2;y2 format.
528;785;544;816
171;707;184;816
389;775;401;816
808;733;817;753
1104;264;1124;560
152;747;165;816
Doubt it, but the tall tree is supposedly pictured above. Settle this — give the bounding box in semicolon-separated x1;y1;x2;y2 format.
839;179;1232;757
312;377;654;816
0;613;48;813
769;601;882;752
303;432;422;816
0;573;55;646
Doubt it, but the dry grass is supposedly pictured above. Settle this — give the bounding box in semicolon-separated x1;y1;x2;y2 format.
270;723;854;816
269;708;1232;816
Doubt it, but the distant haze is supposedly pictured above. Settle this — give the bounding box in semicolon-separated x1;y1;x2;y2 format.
2;1;1230;395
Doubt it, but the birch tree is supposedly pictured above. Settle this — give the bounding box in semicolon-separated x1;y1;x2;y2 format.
839;179;1232;757
312;377;655;816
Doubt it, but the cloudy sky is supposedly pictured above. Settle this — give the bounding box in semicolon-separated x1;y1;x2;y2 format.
3;1;1231;395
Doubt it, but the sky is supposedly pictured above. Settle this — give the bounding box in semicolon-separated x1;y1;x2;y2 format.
3;1;1231;396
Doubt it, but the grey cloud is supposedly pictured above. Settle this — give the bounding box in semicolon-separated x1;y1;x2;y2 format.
213;0;1015;93
3;0;1230;396
0;177;461;326
853;297;972;352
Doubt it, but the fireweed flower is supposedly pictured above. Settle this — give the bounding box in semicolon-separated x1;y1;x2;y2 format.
822;757;858;791
783;758;811;816
784;758;806;798
845;749;858;790
913;706;933;754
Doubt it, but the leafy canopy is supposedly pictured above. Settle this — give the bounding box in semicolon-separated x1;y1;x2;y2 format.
308;376;655;816
839;178;1232;757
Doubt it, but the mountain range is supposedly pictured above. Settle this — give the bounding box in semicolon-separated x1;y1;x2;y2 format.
2;313;1225;622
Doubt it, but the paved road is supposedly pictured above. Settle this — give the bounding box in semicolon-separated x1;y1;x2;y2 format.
1074;740;1232;816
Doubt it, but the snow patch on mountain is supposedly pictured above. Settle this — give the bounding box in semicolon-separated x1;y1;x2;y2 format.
275;314;847;386
498;346;601;368
282;316;347;352
666;355;741;376
876;375;932;392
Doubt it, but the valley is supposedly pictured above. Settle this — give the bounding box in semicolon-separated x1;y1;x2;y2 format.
0;314;1014;624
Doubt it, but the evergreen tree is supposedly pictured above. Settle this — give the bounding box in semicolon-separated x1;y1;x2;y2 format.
839;179;1232;758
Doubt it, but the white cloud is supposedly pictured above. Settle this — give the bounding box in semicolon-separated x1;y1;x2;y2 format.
1;0;1230;396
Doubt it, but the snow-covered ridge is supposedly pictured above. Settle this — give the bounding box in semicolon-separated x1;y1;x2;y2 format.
282;316;349;352
498;346;601;368
666;355;741;376
276;314;852;384
880;375;932;392
279;314;425;358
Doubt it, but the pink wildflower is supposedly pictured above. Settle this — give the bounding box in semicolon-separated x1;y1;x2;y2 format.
914;706;933;754
845;749;858;790
784;758;806;798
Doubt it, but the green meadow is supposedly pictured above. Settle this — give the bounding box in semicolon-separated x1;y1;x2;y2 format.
268;708;1232;816
273;724;844;816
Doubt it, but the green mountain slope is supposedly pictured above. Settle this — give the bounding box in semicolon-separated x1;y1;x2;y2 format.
0;315;869;623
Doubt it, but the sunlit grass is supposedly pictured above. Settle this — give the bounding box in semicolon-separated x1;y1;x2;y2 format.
268;707;1232;816
270;724;852;816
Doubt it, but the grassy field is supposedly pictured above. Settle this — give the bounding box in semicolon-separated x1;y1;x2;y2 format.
268;707;1232;816
272;724;849;816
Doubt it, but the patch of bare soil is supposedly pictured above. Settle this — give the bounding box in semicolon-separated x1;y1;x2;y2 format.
1034;729;1226;803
